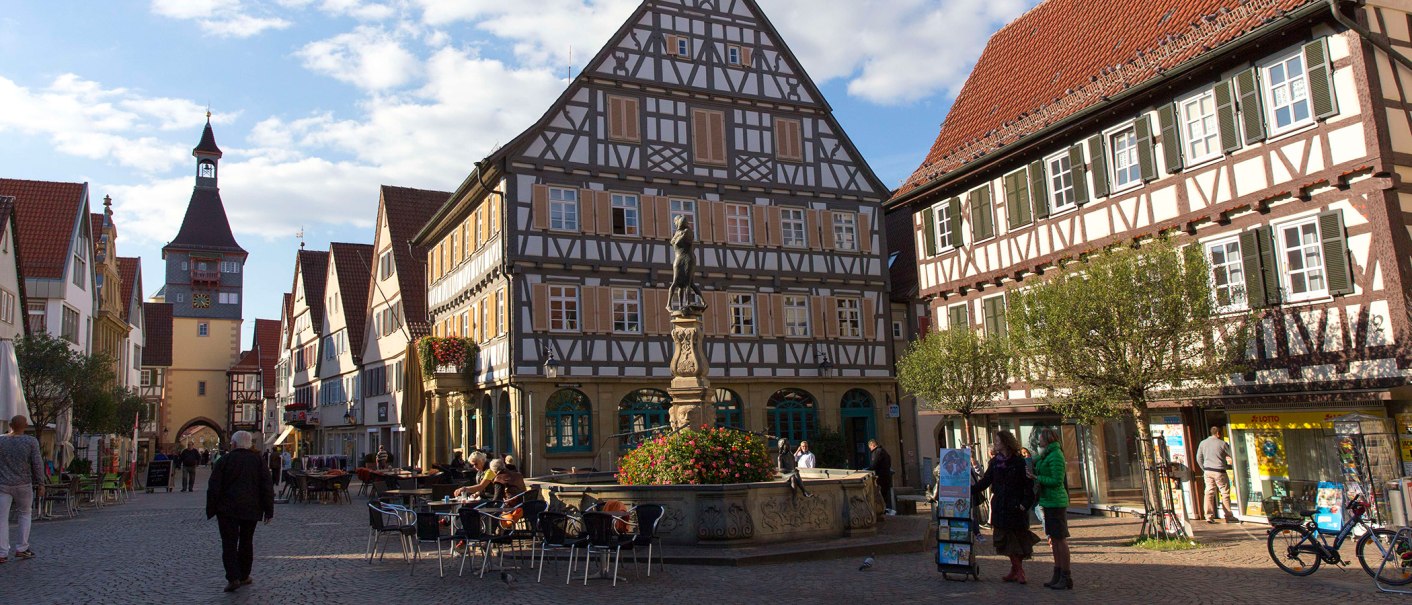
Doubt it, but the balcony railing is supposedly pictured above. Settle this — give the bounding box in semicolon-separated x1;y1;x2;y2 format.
191;268;220;283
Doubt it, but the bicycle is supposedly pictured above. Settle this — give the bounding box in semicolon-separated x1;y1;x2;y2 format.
1266;494;1412;585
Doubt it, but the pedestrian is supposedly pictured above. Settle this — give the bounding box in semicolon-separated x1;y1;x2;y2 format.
1197;425;1238;524
201;449;210;466
794;441;816;469
1033;427;1073;590
973;429;1041;584
279;448;292;478
179;443;201;492
206;431;274;593
777;438;812;499
0;415;44;563
375;445;390;470
866;439;894;515
264;447;281;486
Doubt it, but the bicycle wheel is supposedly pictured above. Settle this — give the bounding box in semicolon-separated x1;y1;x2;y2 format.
1268;525;1322;576
1356;528;1412;585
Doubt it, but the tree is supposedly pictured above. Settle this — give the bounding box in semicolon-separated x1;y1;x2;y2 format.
897;326;1012;450
16;333;84;447
69;353;118;435
1007;240;1250;507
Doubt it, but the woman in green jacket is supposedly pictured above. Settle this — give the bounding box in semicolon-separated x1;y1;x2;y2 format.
1034;427;1073;590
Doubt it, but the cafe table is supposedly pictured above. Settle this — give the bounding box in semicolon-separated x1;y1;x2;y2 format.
384;488;433;507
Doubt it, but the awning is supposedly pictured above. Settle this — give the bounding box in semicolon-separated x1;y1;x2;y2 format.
269;425;295;447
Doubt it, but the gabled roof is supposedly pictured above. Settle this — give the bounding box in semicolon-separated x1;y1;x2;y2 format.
329;242;374;361
295;249;329;334
379;185;444;339
281;292;294;348
142;302;173;367
231;349;261;372
165;187;245;255
253;318;281;397
0;197;30;338
194;118;223;158
0;178;87;280
895;0;1318;198
117;257;141;322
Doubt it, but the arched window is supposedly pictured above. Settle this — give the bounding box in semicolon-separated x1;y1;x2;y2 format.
767;388;817;444
619;388;671;448
545;389;592;453
715;388;743;429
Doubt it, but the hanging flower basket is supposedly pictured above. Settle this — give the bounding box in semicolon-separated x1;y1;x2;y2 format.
417;337;479;376
616;426;774;486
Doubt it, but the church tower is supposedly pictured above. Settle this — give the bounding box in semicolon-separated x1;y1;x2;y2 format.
161;115;247;449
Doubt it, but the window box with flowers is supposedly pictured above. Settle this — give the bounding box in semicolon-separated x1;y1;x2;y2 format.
417;336;480;377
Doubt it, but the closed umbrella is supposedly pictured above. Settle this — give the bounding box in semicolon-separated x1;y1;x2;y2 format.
0;339;29;422
55;408;73;472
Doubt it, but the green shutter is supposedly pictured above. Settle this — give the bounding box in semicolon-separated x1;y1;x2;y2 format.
1239;230;1267;309
1157;103;1183;174
1029;160;1050;219
1319;210;1353;295
1068;144;1090;206
1305;38;1338;119
921;206;937;257
1258;226;1282;305
1087;135;1109;198
1005;169;1031;229
1236;68;1265;145
983;296;1007;338
970;186;994;241
948;303;969;331
1214;80;1240;154
948;197;963;248
1135;115;1157;182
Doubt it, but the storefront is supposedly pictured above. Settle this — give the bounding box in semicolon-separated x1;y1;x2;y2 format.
1227;408;1389;520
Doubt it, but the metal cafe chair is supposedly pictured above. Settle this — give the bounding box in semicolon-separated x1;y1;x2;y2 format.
627;504;667;576
366;501;415;566
456;508;516;578
580;511;635;587
412;508;455;578
534;512;586;584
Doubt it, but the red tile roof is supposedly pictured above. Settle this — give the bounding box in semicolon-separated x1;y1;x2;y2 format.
380;185;446;339
117;257;141;323
142;302;173;367
281;292;294;348
253;318;281;397
297;250;329;333
896;0;1317;197
0;179;87;280
329;242;374;362
90;213;105;247
231;348;261;372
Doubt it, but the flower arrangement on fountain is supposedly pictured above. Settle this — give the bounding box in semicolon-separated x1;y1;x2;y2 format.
417;336;479;375
616;426;774;485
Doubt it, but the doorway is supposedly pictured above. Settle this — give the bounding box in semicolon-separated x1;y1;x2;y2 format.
840;389;877;469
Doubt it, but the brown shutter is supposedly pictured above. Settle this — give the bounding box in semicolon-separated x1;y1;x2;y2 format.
607;96;623;140
863;297;877;341
740;47;753;68
858;212;873;253
752;205;768;245
811;295;827;338
651;289;668;334
640;196;657;239
756;293;773;337
772;294;787;337
696;201;714;243
532;184;549;230
713;202;729;243
711;111;727;165
531;283;548;333
599;287;615;333
596;191;613;235
767;207;783;247
712;292;730;335
806;210;823;250
625;98;641;141
822;297;838;339
576;189;594;234
665;34;678;56
488;294;498;338
692;109;709;164
656;197;672;239
822;211;838;249
582;286;601;334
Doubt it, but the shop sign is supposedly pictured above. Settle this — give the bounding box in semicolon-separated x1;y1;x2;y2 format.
887;404;901;418
1227;410;1385;430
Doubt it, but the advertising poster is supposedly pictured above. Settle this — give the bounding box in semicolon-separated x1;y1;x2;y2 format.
1253;431;1288;478
1315;481;1344;534
935;448;972;518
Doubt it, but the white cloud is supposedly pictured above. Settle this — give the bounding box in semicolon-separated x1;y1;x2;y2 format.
150;0;291;38
413;0;638;66
296;26;423;91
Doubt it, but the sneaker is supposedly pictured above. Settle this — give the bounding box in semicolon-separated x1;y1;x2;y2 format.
15;550;34;560
240;577;253;586
1206;518;1219;524
884;509;897;516
1225;517;1241;524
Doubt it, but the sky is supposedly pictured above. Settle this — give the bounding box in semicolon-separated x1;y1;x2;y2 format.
0;0;1036;345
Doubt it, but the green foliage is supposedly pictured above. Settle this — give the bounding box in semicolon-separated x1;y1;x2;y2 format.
897;326;1012;440
1130;537;1201;551
616;427;774;485
805;427;849;468
17;333;115;443
417;337;479;375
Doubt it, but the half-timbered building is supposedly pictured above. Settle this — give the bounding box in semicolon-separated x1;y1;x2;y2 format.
284;250;328;455
410;0;903;476
315;242;374;461
890;0;1412;520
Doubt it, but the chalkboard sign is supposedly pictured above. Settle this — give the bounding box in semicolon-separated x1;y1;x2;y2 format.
145;460;173;493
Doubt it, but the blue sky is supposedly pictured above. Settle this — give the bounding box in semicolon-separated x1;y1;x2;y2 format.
0;0;1034;345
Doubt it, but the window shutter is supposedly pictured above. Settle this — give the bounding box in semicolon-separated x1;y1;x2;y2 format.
805;209;823;250
1028;160;1049;219
712;202;729;243
1319;211;1353;296
752;205;769;246
640;196;657;239
1257;226;1282;305
598;287;614;334
1086;135;1109;198
921;207;937;256
692;109;710;163
1004;170;1031;230
947;197;963;247
695;201;714;243
823;297;839;339
862;297;877;340
665;34;678;55
767;206;784;247
1157;103;1183;173
741;47;754;68
1213;81;1240;154
1235;68;1266;145
624;98;641;141
577;189;595;234
657;196;672;239
772;294;787;337
970;186;994;241
1068;145;1089;206
1238;230;1267;309
1305;38;1338;119
811;296;828;338
607;96;624;140
531;283;548;332
821;211;838;249
858;211;873;253
532;184;549;230
1135;115;1157;182
597;191;614;235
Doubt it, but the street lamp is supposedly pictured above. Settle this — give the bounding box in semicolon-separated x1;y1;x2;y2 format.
815;347;834;378
543;347;561;380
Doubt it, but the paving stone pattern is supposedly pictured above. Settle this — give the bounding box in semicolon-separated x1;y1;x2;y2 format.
2;468;1402;604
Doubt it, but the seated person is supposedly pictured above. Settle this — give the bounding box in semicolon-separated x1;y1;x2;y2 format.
488;461;527;503
453;451;496;499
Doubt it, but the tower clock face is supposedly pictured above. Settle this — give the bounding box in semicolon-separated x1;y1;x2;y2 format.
193;292;212;309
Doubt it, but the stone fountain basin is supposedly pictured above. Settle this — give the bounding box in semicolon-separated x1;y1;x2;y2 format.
529;469;881;547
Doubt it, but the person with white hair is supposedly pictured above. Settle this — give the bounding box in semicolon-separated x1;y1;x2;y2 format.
454;451;497;499
0;415;44;563
206;431;274;593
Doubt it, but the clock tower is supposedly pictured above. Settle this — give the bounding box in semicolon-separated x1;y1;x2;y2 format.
161;115;248;450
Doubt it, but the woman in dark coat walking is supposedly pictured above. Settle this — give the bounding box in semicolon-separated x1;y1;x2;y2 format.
973;430;1041;584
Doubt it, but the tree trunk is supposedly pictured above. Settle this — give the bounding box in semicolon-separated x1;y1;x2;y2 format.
1130;396;1163;535
961;413;975;462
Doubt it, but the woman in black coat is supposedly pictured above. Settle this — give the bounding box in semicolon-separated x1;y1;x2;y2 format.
973;430;1041;584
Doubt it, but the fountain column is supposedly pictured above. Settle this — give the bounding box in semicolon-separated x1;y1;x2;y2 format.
668;309;714;429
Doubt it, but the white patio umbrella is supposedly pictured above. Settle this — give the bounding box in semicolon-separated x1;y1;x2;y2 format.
55;408;74;471
0;339;29;423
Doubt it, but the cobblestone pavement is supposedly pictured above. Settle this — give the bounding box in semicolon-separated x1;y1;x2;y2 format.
3;469;1406;604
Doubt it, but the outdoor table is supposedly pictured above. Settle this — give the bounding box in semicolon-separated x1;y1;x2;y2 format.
384;488;433;507
571;510;631;583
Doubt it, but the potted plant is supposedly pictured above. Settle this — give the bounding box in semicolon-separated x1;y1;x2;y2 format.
418;336;479;376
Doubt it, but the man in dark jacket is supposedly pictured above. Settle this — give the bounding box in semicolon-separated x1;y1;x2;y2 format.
179;445;201;492
866;439;895;515
206;431;274;593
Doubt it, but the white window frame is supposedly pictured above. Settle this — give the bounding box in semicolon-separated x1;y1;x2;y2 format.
72;253;85;289
1178;88;1221;165
833;213;858;252
725;203;753;245
198;321;210;337
932;201;953;251
1262;48;1315;136
780;208;807;248
548;187;579;232
378;251;394;281
892;321;903;339
676;37;690;56
1204;235;1248;312
611;288;641;334
1044;150;1078;214
783;295;810;337
1275;216;1329;303
729;293;756;336
1106;121;1142;192
611;193;640;236
836;298;862;339
727;45;741;65
669;199;696;230
548;285;580;332
0;289;14;325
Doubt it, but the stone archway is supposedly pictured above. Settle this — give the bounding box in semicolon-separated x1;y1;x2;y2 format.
176;417;225;450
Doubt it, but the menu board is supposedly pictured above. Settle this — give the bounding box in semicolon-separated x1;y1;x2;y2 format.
145;460;173;492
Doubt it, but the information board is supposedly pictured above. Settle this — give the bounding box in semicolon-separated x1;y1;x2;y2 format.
935;448;977;579
145;460;173;493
